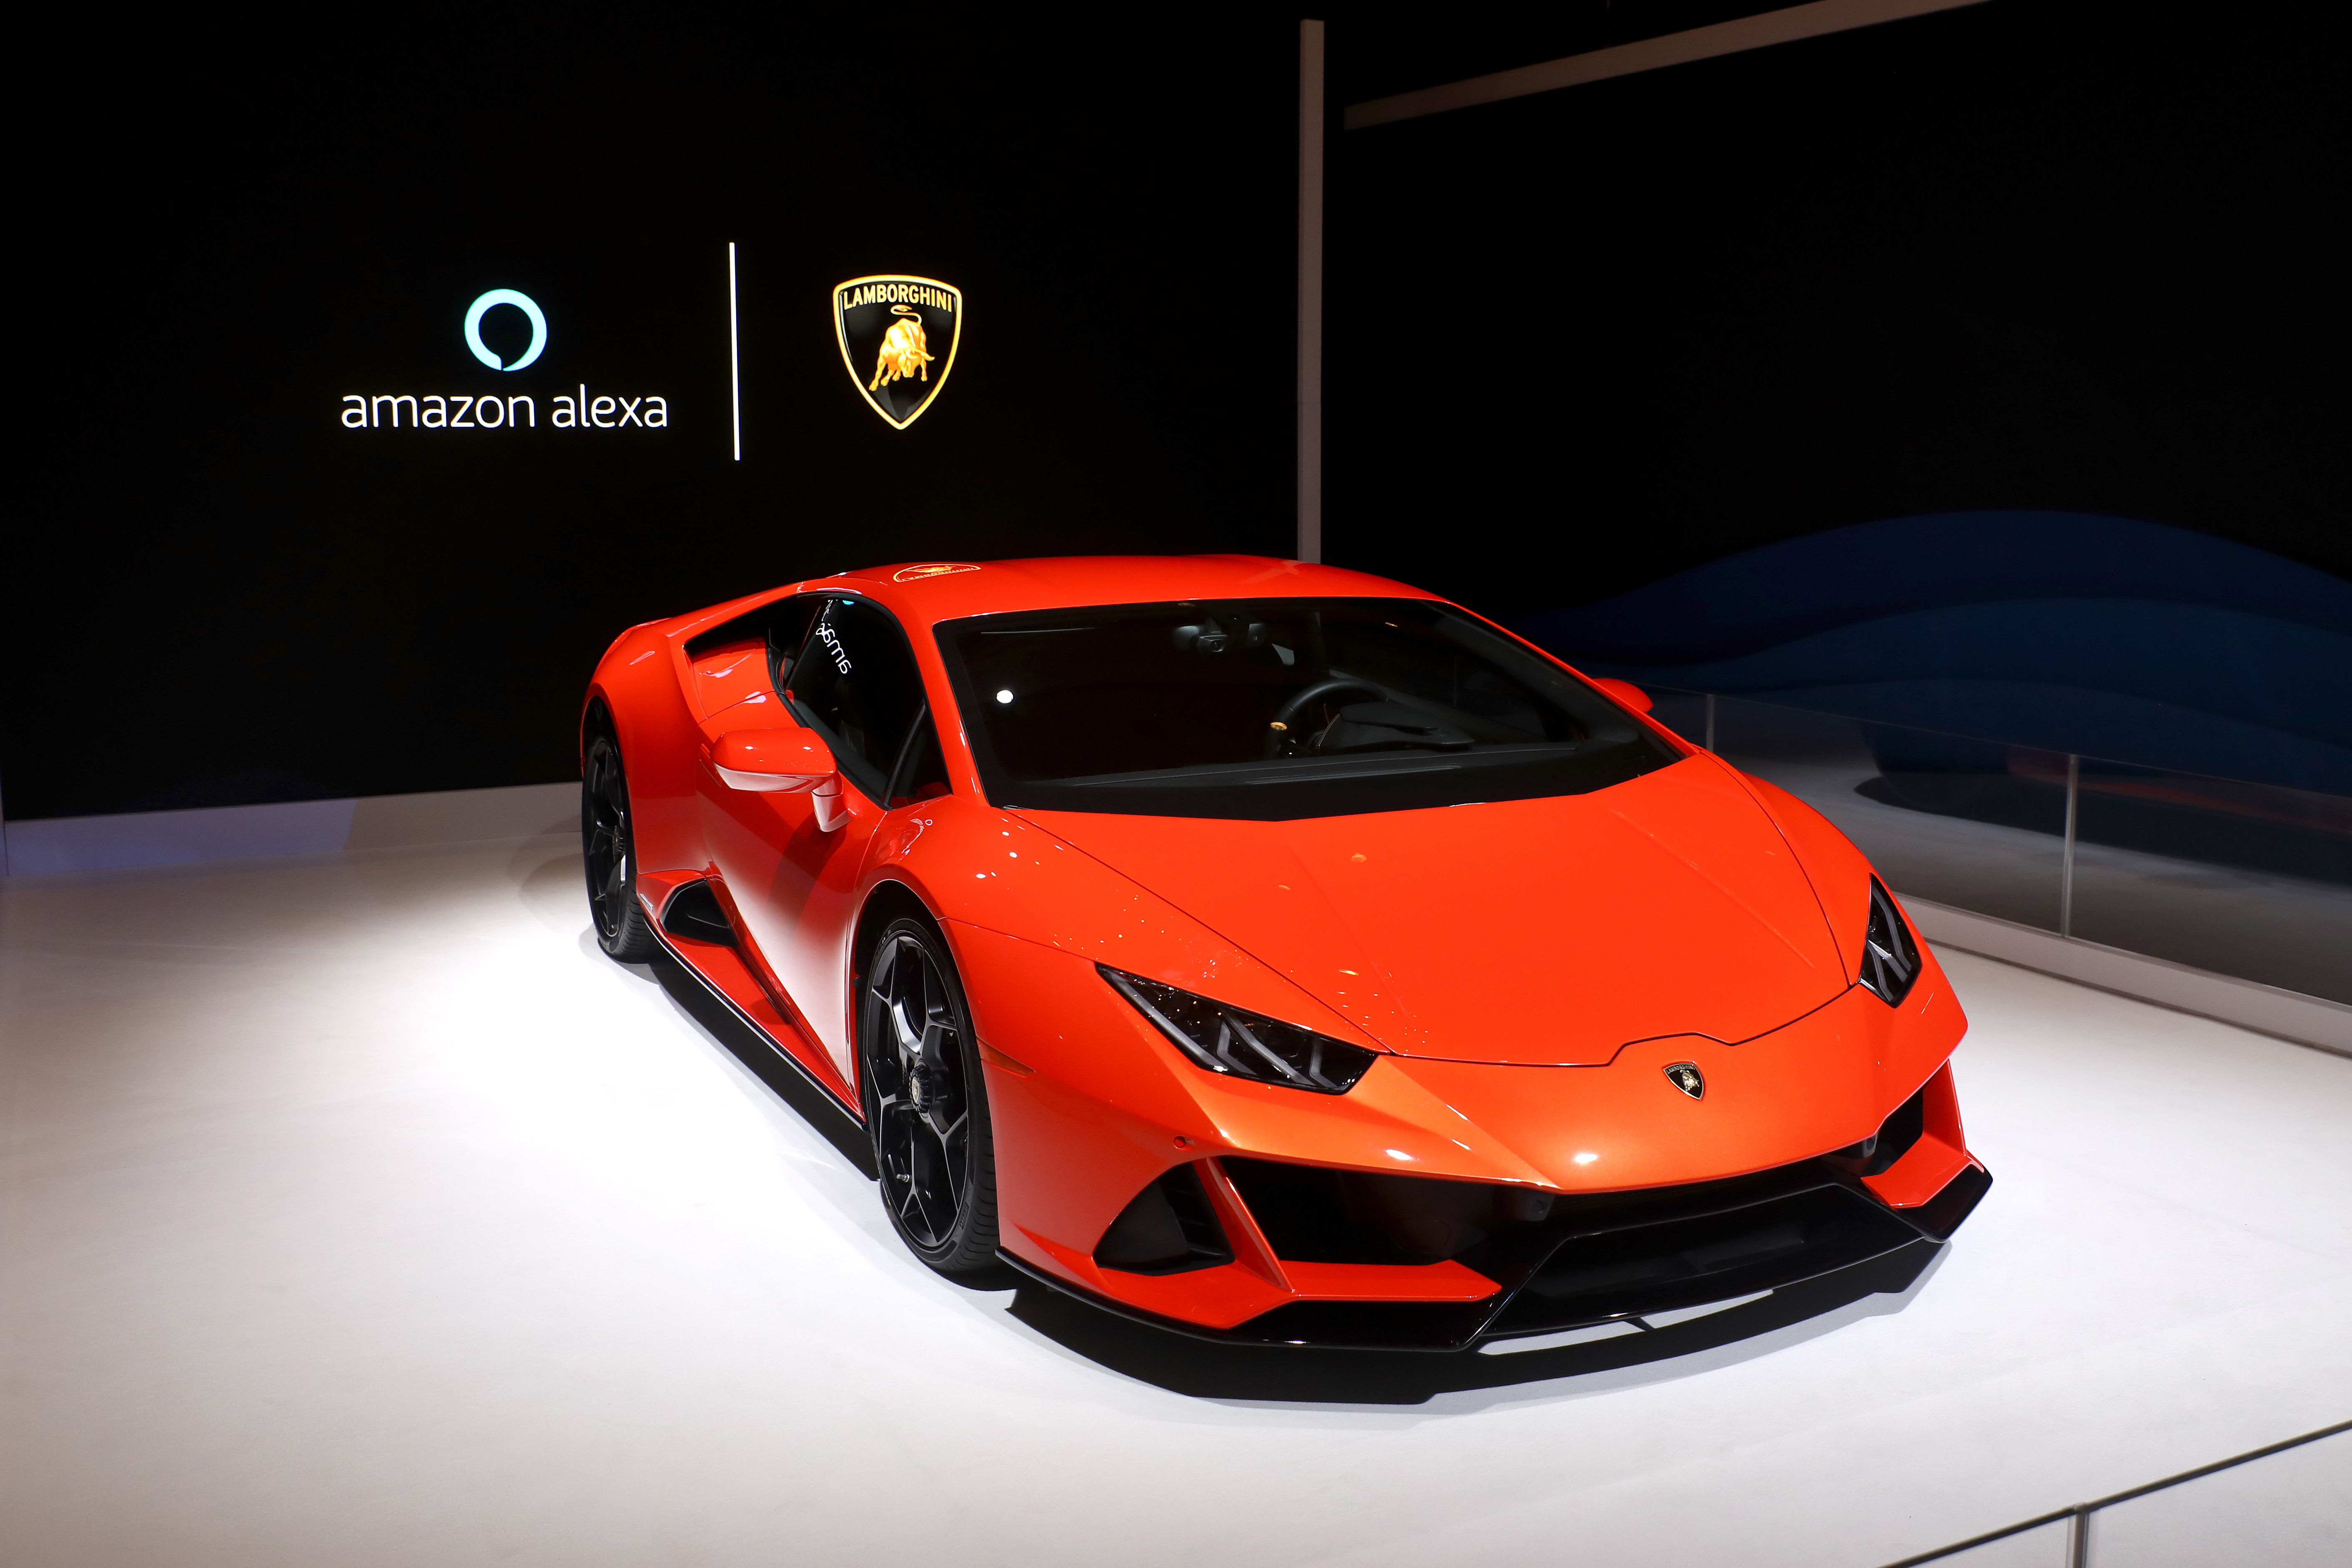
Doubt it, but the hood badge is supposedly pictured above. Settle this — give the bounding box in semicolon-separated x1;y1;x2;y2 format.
1664;1062;1705;1100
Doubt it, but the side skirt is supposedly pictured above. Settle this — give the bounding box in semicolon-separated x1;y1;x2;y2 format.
647;914;865;1125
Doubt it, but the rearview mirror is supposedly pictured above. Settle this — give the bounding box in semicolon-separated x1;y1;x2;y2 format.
710;728;849;831
1591;677;1653;715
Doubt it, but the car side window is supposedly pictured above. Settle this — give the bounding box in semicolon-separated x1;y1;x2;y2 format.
786;597;929;801
885;705;953;809
765;595;823;696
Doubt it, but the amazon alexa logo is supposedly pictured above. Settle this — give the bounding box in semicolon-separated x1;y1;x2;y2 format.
464;288;547;371
341;283;664;432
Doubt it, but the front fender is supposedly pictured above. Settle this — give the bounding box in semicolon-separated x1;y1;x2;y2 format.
860;793;1379;1048
584;621;707;881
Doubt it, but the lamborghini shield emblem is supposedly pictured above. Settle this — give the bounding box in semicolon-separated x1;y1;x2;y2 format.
1664;1062;1705;1100
833;275;963;429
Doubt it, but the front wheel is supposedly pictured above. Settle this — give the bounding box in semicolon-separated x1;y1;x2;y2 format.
583;730;658;962
859;916;1000;1277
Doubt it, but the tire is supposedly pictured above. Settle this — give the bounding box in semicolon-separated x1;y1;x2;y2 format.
858;915;1001;1278
582;729;658;962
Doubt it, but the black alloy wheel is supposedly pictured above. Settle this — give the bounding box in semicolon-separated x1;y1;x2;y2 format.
582;731;657;961
860;917;1000;1277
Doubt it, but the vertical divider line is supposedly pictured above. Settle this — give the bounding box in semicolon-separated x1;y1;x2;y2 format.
728;241;743;462
1297;19;1325;563
2060;753;2079;937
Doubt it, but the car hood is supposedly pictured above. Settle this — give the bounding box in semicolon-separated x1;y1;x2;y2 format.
1017;756;1850;1066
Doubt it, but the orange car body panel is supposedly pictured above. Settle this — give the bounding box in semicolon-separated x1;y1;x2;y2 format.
583;555;1987;1335
1021;750;1851;1066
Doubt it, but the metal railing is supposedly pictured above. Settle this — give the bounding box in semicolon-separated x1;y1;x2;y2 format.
1877;1418;2352;1566
1655;686;2352;1008
1693;683;2071;937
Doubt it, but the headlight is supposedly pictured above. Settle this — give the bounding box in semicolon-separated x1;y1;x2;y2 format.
1098;965;1378;1093
1858;877;1922;1006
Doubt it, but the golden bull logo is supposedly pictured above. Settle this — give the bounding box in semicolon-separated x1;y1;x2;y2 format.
869;308;933;390
833;275;962;429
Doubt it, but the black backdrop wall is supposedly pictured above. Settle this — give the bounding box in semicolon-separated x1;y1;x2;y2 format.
1327;0;2352;794
12;10;1300;821
17;3;2350;822
1329;0;2350;607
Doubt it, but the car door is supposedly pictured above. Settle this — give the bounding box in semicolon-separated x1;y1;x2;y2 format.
697;594;939;1085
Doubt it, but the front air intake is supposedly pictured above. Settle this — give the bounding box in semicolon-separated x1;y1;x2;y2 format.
1833;1083;1928;1176
1093;1165;1234;1275
1857;877;1921;1006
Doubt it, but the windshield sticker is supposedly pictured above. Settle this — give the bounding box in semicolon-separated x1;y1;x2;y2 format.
817;620;853;674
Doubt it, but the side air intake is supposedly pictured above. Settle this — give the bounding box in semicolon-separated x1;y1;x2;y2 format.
660;881;737;947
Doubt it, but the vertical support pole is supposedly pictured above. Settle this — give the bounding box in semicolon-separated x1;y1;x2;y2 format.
2060;752;2080;938
2067;1502;2091;1568
1296;19;1326;564
727;241;743;462
1704;692;1717;753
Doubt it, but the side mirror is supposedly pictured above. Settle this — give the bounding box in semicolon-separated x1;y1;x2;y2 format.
710;728;850;831
1592;677;1653;715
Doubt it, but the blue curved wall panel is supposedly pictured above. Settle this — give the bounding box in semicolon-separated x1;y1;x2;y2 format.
1511;512;2352;791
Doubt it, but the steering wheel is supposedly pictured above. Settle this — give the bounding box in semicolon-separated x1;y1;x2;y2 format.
1271;677;1387;733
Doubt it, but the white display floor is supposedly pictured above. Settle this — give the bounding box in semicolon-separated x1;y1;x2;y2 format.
3;837;2347;1567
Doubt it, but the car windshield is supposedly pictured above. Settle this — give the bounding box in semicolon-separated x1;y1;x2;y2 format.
935;597;1679;819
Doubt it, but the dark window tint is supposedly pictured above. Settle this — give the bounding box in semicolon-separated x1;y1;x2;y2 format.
765;596;823;694
682;594;820;696
885;707;953;809
786;598;928;800
936;598;1678;820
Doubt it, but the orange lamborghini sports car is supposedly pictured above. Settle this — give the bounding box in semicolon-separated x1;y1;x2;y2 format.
581;556;1988;1350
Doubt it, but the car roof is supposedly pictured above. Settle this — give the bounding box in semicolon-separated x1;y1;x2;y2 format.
793;555;1442;629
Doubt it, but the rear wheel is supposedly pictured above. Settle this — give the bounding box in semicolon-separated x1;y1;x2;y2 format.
582;730;657;962
859;917;1000;1277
